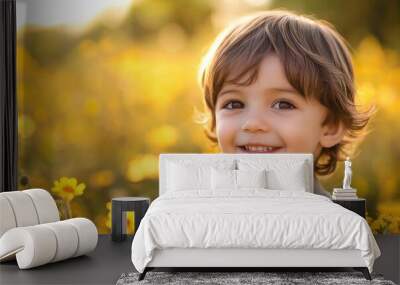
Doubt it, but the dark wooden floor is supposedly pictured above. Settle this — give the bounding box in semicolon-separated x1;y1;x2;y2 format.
0;235;398;285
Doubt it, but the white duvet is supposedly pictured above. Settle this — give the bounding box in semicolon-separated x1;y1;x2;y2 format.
131;189;380;273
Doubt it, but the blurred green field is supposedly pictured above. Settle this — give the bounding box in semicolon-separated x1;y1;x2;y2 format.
17;0;400;234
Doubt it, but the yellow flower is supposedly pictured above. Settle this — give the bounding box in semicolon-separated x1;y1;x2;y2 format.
106;202;135;234
52;177;85;202
368;213;400;234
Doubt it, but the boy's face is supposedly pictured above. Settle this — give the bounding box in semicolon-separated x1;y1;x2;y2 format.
215;53;342;157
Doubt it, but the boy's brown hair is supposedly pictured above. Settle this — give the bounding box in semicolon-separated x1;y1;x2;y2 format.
198;10;374;176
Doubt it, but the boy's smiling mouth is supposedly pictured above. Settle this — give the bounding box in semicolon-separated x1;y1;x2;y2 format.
237;144;284;153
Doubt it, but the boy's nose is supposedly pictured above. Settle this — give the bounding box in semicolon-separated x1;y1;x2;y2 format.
241;116;270;133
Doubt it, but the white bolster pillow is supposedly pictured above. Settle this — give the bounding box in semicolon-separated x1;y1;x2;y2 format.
0;191;39;227
0;189;59;238
0;218;98;269
63;218;98;257
0;196;17;237
0;225;57;268
23;189;60;224
42;221;79;262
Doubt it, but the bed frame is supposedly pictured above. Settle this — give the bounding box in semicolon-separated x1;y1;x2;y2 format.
139;153;371;281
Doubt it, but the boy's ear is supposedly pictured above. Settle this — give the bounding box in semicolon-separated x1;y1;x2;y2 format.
319;120;345;148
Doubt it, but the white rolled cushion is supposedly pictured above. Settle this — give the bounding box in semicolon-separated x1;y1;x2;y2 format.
167;162;211;191
0;218;98;269
0;196;17;237
63;218;98;257
236;169;267;188
0;191;39;227
24;189;60;223
0;225;57;269
211;168;236;190
42;221;79;262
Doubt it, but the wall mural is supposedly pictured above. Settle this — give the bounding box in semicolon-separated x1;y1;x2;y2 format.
16;0;400;234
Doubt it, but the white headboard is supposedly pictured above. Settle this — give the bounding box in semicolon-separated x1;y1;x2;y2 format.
159;153;314;195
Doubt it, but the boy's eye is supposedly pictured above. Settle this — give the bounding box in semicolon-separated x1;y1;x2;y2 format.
222;100;244;110
271;100;295;110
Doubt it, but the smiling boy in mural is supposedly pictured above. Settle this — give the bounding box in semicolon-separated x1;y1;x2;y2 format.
198;10;374;197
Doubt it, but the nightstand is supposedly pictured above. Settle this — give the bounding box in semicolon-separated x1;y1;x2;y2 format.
111;197;150;242
332;198;366;218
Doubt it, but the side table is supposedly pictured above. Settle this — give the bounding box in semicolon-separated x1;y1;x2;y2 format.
112;197;150;242
332;198;366;218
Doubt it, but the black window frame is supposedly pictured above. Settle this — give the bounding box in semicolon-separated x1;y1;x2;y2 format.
0;0;17;192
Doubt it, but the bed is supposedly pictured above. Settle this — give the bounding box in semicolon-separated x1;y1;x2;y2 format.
131;153;381;281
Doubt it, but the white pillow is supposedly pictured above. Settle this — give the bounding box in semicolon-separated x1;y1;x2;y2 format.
238;159;308;191
211;168;268;190
211;168;236;190
236;169;267;188
266;164;307;191
167;162;211;191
